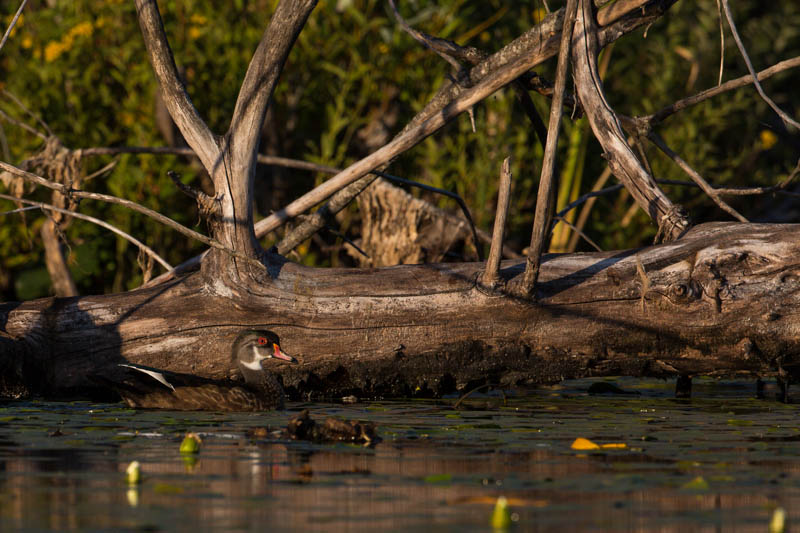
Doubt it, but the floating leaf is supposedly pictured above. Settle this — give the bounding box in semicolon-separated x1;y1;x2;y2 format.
490;496;512;530
600;443;627;450
423;473;452;484
681;476;709;491
153;483;184;494
571;437;600;450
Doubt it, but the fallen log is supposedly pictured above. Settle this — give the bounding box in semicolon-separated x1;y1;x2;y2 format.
1;222;798;400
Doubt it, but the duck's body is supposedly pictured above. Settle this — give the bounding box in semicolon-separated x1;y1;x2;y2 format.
99;330;296;412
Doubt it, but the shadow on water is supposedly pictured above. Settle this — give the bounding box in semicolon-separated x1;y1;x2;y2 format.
0;377;797;531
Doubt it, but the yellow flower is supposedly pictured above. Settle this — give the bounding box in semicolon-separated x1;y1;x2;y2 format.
44;41;66;62
21;35;33;49
188;26;203;40
68;21;93;39
760;129;778;150
190;14;208;25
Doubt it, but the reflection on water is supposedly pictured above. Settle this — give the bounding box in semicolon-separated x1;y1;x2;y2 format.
0;377;797;531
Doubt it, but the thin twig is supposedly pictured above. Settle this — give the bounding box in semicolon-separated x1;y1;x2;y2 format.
557;183;624;219
2;90;53;137
552;215;602;252
556;162;800;221
720;0;799;130
482;157;512;287
646;55;800;126
387;0;462;70
0;0;28;53
714;0;725;86
0;159;267;272
453;383;507;409
566;166;613;252
0;108;47;140
83;158;118;181
648;131;748;222
0;205;38;216
0;193;172;270
0;160;217;249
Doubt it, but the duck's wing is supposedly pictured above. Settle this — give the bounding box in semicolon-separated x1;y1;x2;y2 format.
118;363;175;391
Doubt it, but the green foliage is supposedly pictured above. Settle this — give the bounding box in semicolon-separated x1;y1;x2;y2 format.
0;0;798;299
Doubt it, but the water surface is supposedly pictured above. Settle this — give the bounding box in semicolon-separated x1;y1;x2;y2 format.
0;377;796;531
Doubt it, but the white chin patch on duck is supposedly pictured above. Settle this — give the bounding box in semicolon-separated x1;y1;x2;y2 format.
240;345;267;370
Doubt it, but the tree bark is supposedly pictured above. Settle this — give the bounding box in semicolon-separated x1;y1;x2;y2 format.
2;222;798;399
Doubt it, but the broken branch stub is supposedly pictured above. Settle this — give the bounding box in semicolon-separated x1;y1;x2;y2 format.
571;0;690;242
482;157;513;288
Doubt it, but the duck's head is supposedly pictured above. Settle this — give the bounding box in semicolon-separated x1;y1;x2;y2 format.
233;330;297;373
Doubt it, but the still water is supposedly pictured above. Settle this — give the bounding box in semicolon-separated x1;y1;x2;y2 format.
0;377;796;532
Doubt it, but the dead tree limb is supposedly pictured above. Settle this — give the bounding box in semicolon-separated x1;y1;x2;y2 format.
265;0;679;252
519;0;578;296
572;0;690;242
481;157;513;288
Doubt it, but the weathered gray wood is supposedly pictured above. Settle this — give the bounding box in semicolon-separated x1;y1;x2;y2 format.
520;0;577;295
134;0;219;172
2;222;799;399
571;0;690;241
482;157;513;287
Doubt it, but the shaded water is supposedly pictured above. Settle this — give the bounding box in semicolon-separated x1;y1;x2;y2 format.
0;377;797;531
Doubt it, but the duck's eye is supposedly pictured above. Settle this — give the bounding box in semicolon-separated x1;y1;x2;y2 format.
257;337;268;345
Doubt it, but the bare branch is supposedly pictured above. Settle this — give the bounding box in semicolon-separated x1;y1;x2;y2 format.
271;0;677;251
572;0;689;242
720;0;800;130
481;157;513;288
0;0;27;53
133;0;219;171
0;193;172;271
0;108;46;141
595;0;650;26
0;160;218;251
2;89;52;137
227;0;317;181
714;0;725;86
553;215;602;252
647;131;748;223
387;0;463;70
646;56;800;125
520;0;578;296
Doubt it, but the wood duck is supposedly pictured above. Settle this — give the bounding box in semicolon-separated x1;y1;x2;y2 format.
100;330;297;411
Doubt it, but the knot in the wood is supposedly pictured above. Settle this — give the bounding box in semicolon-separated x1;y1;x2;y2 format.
668;279;701;303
